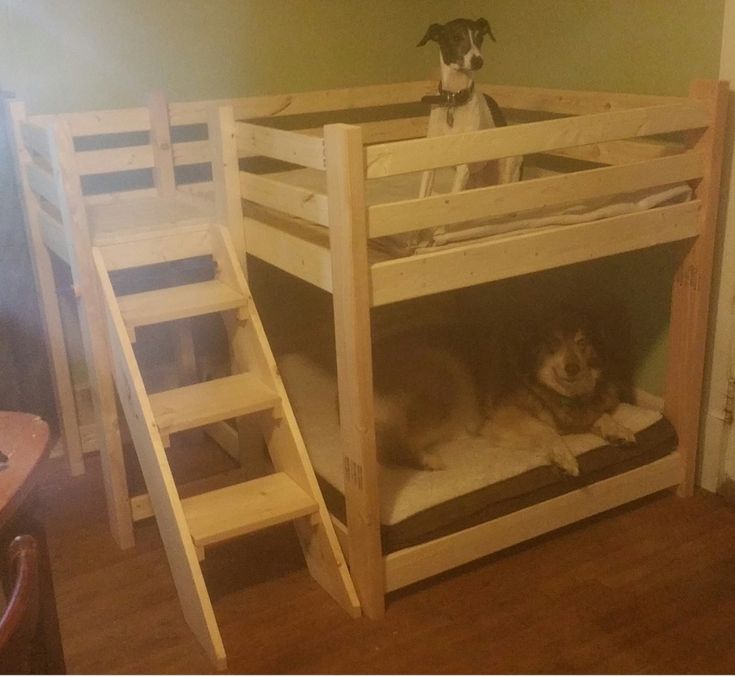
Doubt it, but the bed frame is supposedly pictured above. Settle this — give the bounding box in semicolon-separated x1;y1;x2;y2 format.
6;79;728;620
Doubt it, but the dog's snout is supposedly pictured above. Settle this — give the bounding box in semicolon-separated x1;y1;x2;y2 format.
565;361;581;378
470;55;484;70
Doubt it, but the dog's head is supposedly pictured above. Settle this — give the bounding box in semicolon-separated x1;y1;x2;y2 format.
418;18;496;72
525;307;609;400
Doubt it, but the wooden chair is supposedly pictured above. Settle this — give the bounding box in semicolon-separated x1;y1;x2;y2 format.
0;535;41;673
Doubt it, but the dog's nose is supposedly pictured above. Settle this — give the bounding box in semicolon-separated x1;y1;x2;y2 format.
470;55;484;70
565;362;581;378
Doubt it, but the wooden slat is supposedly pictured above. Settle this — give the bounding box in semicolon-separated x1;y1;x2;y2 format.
384;452;682;592
74;145;155;175
244;214;332;292
169;80;437;125
60;107;150;137
20;122;53;162
149;373;280;437
149;91;177;197
370;201;700;306
480;83;687;116
237;122;326;169
117;279;244;335
183;473;318;547
549;138;684;166
27;162;61;208
368;151;705;238
95;224;212;271
298;116;429;144
37;209;69;262
173;139;210;166
240;171;329;226
365;102;709;178
84;187;158;205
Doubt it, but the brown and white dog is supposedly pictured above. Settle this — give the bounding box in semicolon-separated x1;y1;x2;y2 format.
481;306;636;476
372;328;483;470
417;18;522;196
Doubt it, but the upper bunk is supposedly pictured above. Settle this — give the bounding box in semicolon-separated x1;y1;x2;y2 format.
9;80;726;303
232;80;725;307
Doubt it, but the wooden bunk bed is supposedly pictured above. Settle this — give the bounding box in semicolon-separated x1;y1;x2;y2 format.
6;79;728;625
220;79;729;618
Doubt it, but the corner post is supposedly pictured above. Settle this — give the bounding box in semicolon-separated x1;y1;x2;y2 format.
664;80;729;496
324;123;385;618
4;99;85;476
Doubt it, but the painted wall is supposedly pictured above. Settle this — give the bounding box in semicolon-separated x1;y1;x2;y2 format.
0;0;491;113
0;0;727;395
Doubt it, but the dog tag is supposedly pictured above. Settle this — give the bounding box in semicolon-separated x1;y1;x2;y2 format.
446;106;455;128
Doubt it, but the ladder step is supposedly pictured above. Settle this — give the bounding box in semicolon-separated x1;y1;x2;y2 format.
117;279;245;333
150;373;280;436
182;473;319;548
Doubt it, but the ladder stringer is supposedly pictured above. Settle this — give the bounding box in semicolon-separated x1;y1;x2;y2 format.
210;225;361;617
91;247;227;670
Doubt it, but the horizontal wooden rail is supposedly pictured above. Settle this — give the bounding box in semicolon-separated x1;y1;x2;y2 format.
169;80;437;125
237;122;326;169
38;209;69;262
27;162;61;209
240;172;329;226
368;150;705;238
172;139;210;166
480;83;687;117
56;107;150;137
365;101;708;178
370;201;700;306
20;122;53;162
74;144;155;175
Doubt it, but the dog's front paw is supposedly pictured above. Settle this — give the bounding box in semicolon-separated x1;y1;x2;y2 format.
550;443;580;477
594;414;637;447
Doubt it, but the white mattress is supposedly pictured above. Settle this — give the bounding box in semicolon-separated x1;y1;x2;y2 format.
278;350;663;527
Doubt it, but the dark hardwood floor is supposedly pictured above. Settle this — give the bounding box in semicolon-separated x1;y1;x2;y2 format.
37;441;735;674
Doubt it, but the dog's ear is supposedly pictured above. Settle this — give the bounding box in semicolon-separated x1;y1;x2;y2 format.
418;23;443;47
476;18;497;42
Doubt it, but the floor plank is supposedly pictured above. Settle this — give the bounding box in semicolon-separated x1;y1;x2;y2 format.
36;440;735;674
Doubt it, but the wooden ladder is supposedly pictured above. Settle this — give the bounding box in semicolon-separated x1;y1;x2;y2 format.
92;223;360;669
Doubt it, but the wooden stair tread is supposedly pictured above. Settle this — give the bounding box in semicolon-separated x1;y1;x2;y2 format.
150;374;280;435
90;195;214;244
118;279;245;330
182;473;318;547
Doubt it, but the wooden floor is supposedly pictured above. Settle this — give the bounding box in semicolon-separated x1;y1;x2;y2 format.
38;442;735;674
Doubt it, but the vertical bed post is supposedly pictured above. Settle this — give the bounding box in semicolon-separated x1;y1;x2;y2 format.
664;79;729;496
324;124;385;618
4;100;85;476
51;119;135;548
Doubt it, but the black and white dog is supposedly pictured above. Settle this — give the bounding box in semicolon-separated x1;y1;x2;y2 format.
418;18;522;196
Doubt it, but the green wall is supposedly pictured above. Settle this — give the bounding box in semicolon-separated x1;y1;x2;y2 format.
0;0;491;113
480;0;725;95
0;0;727;394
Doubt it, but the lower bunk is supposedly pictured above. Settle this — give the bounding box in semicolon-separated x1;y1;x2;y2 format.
273;322;681;594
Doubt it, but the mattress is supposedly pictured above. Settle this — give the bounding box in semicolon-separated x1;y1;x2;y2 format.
265;167;692;256
277;348;678;554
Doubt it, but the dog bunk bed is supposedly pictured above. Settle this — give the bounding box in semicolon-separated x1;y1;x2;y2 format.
7;79;727;627
224;78;728;618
